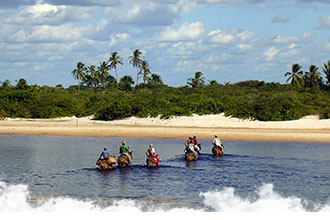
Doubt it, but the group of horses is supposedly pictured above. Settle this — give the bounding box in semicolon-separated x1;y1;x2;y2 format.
96;144;224;170
96;151;133;170
184;144;224;161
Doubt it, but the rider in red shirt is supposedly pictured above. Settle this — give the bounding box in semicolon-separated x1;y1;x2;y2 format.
148;153;159;165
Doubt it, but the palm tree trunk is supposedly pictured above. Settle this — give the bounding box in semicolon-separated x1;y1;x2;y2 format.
136;67;139;85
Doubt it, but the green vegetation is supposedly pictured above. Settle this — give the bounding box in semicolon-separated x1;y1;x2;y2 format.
1;54;330;122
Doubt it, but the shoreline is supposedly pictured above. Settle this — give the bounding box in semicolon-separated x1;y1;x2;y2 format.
1;114;330;143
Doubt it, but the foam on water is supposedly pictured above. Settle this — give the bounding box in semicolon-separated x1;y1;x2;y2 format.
1;181;329;212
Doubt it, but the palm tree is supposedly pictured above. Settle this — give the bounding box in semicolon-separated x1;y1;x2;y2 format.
305;65;321;87
129;49;144;85
285;64;304;87
322;60;330;85
87;65;100;88
140;60;151;84
98;61;110;90
71;62;86;91
119;75;135;91
1;79;11;87
149;73;163;85
187;71;205;88
108;52;123;86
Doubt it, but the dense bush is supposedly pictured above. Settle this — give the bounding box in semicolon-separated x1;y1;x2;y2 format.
1;80;330;121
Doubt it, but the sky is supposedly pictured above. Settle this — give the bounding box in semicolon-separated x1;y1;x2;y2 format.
0;0;329;87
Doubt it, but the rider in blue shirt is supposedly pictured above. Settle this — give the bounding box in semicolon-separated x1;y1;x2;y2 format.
100;147;110;159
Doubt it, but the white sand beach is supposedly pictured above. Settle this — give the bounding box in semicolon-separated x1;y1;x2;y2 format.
1;114;330;143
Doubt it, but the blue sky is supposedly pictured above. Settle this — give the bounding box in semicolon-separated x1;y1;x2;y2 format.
0;0;329;87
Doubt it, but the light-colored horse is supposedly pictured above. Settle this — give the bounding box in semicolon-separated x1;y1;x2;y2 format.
146;157;159;168
96;157;116;170
117;151;133;167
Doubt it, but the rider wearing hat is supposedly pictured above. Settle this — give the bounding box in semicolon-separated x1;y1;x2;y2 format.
119;141;132;164
99;147;111;160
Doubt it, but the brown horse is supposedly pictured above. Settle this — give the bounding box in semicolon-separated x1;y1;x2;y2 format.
146;157;159;168
212;145;224;156
117;151;133;167
96;157;116;170
185;152;198;161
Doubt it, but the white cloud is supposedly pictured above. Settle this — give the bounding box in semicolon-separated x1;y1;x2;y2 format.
4;3;94;25
117;2;180;26
317;16;330;29
272;32;314;44
237;44;253;52
158;22;205;41
109;33;130;47
8;24;83;42
263;47;279;61
271;14;289;23
288;43;298;49
208;29;235;44
325;42;330;51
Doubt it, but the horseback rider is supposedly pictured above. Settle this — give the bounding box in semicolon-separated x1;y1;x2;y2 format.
147;147;159;166
99;147;111;160
212;135;224;152
119;141;132;165
185;137;198;156
145;144;155;157
193;135;201;152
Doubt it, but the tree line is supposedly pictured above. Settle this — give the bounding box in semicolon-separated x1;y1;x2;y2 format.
285;61;330;88
1;57;330;121
71;49;163;92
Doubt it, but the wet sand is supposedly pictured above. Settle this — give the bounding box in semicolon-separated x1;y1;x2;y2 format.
1;115;330;143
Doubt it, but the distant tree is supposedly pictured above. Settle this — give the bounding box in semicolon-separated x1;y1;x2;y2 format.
119;75;135;91
304;65;322;87
285;64;304;87
16;78;28;90
108;52;123;86
55;84;64;89
140;60;151;84
98;61;110;90
149;73;163;85
129;49;144;85
322;60;330;85
187;71;205;88
71;62;86;91
87;65;100;88
1;79;11;87
208;80;219;87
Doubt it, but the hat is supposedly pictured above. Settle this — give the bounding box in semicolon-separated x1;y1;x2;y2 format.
104;147;107;150
122;141;126;145
215;135;218;137
151;148;156;154
149;144;153;147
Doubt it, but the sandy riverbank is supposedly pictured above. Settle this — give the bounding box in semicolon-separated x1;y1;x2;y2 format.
1;114;330;143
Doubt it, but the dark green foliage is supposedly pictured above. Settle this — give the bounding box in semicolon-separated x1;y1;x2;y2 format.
2;79;330;121
94;101;133;120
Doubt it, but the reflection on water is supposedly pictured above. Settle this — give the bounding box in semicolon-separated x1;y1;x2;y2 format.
1;134;330;208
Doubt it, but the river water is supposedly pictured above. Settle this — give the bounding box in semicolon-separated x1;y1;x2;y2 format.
1;134;330;212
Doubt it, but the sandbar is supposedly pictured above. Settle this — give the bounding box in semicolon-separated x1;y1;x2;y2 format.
0;114;330;143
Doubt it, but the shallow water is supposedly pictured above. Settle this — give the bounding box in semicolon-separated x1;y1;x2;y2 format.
1;134;330;211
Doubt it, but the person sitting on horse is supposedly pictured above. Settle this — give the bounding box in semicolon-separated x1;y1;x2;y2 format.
185;137;193;147
145;144;155;157
119;141;132;164
148;148;159;165
193;135;201;152
213;135;224;152
99;147;111;160
185;138;198;156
